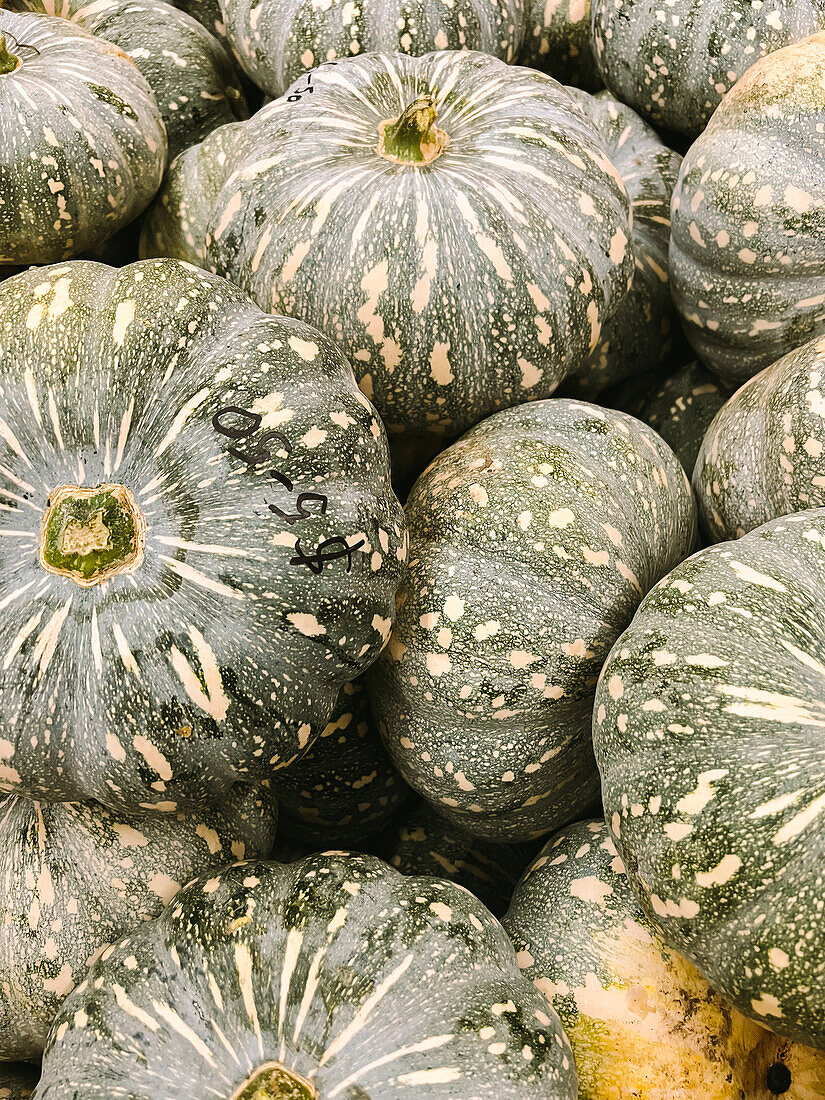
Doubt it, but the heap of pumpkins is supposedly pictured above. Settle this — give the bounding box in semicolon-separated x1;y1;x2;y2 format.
1;0;825;1096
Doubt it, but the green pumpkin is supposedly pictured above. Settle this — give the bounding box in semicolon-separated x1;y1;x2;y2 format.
221;0;526;99
561;89;681;400
140;120;247;266
0;786;277;1060
34;853;579;1098
0;1065;38;1099
504;818;825;1099
387;802;535;916
594;508;825;1050
369;398;697;842
519;0;600;89
591;0;825;138
4;0;247;161
670;34;825;387
612;360;729;476
272;678;410;845
694;335;825;541
205;51;635;437
0;11;166;266
0;259;405;811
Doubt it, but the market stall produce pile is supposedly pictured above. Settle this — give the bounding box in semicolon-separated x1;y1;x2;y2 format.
1;2;824;1096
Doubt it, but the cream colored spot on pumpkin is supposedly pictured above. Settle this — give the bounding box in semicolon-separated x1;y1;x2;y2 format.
289;336;318;361
768;948;789;970
169;627;229;723
751;993;782;1018
426;653;452;676
287;613;326;637
474;620;500;640
444;596;465;621
148;874;180;902
676;769;728;816
300;426;327;449
548;508;574;527
112;300;135;346
133;735;173;781
695;854;741;887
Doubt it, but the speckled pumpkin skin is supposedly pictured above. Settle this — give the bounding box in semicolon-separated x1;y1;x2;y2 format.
562;90;680;400
0;11;166;267
221;0;526;98
695;335;825;542
34;854;579;1099
504;819;825;1099
171;0;225;38
271;678;410;845
5;0;247;161
519;0;599;89
594;508;825;1050
370;399;697;843
140;121;246;266
0;259;405;811
670;34;825;387
0;787;277;1060
0;1065;38;1099
205;51;635;438
613;360;729;476
592;0;825;138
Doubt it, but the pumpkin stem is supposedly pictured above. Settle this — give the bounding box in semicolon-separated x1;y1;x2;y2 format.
377;95;449;166
230;1063;317;1100
0;36;21;75
39;483;146;586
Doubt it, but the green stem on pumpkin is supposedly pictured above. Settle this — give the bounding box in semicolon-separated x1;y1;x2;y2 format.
377;94;449;166
0;36;21;75
230;1063;317;1100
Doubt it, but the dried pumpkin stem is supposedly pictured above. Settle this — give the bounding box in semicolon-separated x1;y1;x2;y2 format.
0;35;21;75
377;94;449;165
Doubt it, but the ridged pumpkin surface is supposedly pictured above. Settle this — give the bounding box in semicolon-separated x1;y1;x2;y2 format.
271;678;409;845
0;259;405;810
563;89;680;399
519;0;599;88
0;10;165;266
222;0;526;98
594;509;825;1050
0;787;278;1059
670;34;825;386
5;0;247;160
34;854;579;1098
370;399;697;842
205;51;635;437
695;335;825;541
0;1065;37;1100
504;819;825;1099
592;0;825;137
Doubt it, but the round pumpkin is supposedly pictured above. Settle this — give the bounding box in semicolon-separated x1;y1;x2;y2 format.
670;34;825;387
34;853;579;1099
504;818;825;1098
694;334;825;541
613;359;729;476
594;507;825;1050
221;0;526;99
0;258;405;811
205;51;635;437
271;678;409;845
0;1065;38;1099
0;10;166;267
4;0;247;161
519;0;600;89
561;88;681;399
0;785;278;1060
369;398;697;842
591;0;825;138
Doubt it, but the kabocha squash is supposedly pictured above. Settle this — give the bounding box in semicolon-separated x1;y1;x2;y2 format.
271;678;409;845
170;0;224;39
0;11;165;266
594;508;825;1050
591;0;825;138
34;854;579;1099
7;0;247;162
387;802;535;916
670;34;825;387
205;51;635;437
140;121;247;266
519;0;600;90
504;819;825;1099
562;89;681;399
221;0;526;99
0;786;278;1059
612;360;729;476
0;1066;37;1100
694;335;825;541
0;259;405;810
369;399;697;842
